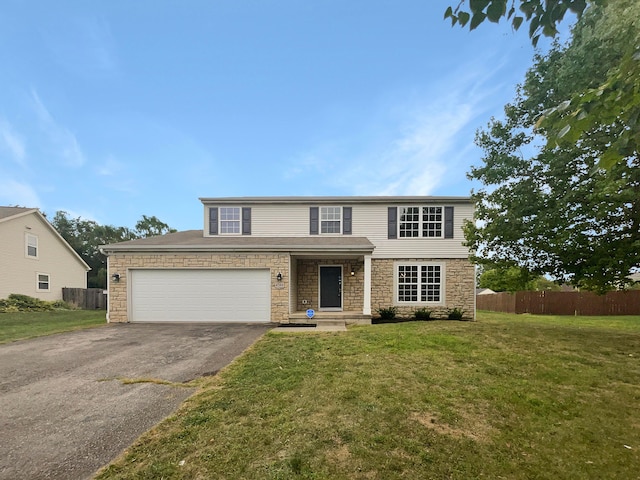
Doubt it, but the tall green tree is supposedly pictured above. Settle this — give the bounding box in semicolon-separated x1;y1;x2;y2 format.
51;212;175;289
447;0;639;170
479;266;536;292
134;215;176;237
466;0;640;293
445;0;604;46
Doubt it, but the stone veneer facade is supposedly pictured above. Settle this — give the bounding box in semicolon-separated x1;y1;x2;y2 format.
370;258;475;320
108;253;475;323
107;253;290;323
295;258;364;312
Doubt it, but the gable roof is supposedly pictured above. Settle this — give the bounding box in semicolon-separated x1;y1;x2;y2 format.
101;229;375;254
0;206;37;222
0;206;90;271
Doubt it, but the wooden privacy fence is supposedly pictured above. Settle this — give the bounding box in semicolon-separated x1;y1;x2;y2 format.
62;288;107;310
477;290;640;315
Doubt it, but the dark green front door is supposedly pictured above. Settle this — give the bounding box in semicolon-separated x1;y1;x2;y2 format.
320;266;342;309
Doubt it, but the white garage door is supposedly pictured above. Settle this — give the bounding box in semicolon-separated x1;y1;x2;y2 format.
130;269;271;323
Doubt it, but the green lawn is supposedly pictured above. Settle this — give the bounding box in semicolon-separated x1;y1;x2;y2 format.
0;310;106;343
96;311;640;480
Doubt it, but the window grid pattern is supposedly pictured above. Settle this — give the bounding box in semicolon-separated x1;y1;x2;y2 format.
422;207;443;237
219;207;241;234
398;264;442;303
399;207;420;237
37;274;50;291
320;207;341;234
27;234;38;257
421;265;441;302
398;265;419;302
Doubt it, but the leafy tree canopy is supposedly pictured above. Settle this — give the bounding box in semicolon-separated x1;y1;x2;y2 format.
447;0;639;170
479;267;562;292
51;212;176;289
466;0;640;293
479;266;536;292
445;0;604;46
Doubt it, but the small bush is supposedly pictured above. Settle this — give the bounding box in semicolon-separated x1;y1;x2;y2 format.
377;306;397;320
50;299;74;310
447;307;465;320
0;294;74;313
7;294;52;311
414;308;433;320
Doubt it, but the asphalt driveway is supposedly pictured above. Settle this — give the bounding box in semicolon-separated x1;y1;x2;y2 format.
0;322;272;480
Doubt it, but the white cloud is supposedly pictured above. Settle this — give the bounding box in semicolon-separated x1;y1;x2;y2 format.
0;118;26;164
30;89;85;167
284;56;512;196
0;179;41;207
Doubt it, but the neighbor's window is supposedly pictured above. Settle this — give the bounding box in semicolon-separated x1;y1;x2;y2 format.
26;234;38;258
37;273;50;291
320;206;341;234
398;206;443;238
397;264;442;303
219;207;241;234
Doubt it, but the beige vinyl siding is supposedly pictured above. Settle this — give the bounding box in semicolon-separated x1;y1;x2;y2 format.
352;204;473;259
0;213;88;300
224;203;473;259
244;204;312;237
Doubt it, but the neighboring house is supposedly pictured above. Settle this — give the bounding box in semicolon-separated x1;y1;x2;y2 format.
0;206;90;301
476;288;496;295
101;196;476;324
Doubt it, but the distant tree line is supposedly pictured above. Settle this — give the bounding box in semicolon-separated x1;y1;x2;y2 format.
50;212;176;288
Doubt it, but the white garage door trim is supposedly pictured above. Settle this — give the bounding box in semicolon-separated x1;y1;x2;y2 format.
129;269;271;323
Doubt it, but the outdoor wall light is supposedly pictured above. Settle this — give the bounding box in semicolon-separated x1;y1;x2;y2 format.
111;273;120;282
276;272;283;281
350;268;355;276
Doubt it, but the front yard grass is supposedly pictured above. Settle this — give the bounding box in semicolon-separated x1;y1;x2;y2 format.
0;310;106;344
96;311;640;479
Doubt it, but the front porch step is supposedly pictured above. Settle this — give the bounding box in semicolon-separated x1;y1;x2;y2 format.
287;311;372;326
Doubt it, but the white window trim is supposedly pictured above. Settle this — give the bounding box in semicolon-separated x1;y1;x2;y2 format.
36;272;50;292
394;261;445;305
397;206;444;239
218;206;242;235
320;206;342;235
25;233;38;259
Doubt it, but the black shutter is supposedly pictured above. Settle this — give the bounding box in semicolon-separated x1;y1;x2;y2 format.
242;207;251;235
310;207;319;235
209;207;218;235
444;206;454;238
343;207;352;235
388;207;397;239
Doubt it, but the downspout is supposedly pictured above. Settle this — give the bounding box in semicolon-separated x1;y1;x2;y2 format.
99;247;110;323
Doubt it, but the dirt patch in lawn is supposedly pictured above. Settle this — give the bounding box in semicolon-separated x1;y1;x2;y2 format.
411;410;494;442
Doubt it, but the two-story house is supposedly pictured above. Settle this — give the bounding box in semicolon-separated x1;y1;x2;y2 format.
101;196;475;324
0;206;90;300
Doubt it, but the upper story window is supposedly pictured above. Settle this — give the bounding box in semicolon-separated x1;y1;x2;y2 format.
310;206;352;235
208;207;250;236
26;233;38;258
398;206;443;238
320;207;341;234
219;207;241;234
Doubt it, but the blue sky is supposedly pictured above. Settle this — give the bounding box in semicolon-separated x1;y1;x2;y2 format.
0;1;560;231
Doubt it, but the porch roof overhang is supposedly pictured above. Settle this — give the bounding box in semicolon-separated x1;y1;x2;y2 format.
100;230;375;255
